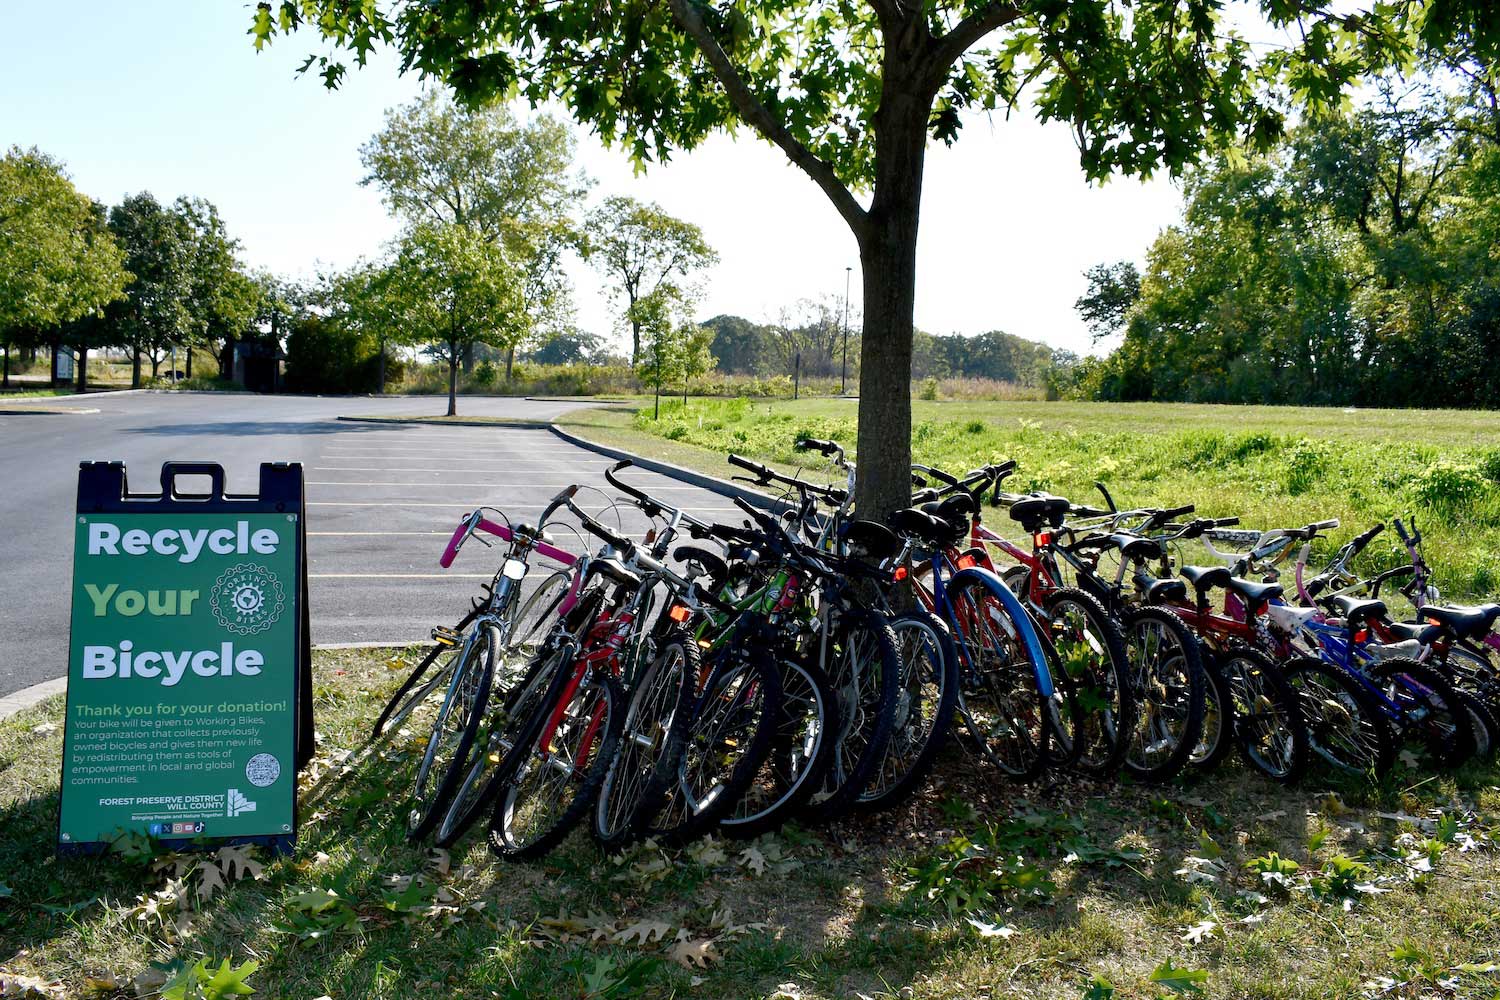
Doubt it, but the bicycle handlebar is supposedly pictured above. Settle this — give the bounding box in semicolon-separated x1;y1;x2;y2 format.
794;436;841;457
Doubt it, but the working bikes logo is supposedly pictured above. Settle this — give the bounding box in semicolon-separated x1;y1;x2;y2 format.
210;562;286;636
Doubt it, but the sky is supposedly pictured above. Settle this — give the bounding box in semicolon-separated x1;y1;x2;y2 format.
0;1;1187;356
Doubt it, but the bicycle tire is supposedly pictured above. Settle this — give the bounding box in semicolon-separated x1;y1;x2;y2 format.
949;572;1051;781
855;612;958;813
1218;646;1308;784
1282;655;1395;777
800;609;902;822
1120;605;1206;783
1453;689;1497;760
1369;657;1475;769
506;569;575;658
406;623;498;841
372;637;464;740
647;644;783;845
433;641;563;847
1040;588;1133;776
722;655;838;838
488;669;625;860
593;632;700;850
1190;657;1235;772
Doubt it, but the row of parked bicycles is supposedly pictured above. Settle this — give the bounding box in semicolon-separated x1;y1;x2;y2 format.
370;437;1500;860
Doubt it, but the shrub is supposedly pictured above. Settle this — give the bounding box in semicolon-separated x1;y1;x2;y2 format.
919;376;940;400
473;359;497;387
283;315;383;393
1412;461;1489;518
1284;440;1332;496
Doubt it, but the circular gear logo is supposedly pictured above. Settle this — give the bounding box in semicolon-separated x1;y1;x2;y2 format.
210;563;286;635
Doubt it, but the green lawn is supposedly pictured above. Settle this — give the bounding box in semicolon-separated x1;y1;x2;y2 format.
560;397;1500;607
4;650;1500;1000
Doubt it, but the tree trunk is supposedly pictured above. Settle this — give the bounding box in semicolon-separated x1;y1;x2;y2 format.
853;85;928;521
461;342;474;374
447;341;459;417
132;347;141;389
505;346;515;382
630;317;642;368
3;343;9;389
220;338;235;382
151;352;161;378
77;347;88;393
185;346;193;379
377;337;386;393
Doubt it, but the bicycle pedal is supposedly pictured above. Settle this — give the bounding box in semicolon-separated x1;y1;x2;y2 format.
431;625;462;647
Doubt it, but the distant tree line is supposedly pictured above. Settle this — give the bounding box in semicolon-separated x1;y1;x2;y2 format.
702;306;1069;390
1073;58;1500;409
0;146;266;390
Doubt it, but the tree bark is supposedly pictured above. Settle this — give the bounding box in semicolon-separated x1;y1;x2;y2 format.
461;342;474;373
185;346;193;379
505;345;515;382
3;343;9;389
853;80;929;520
447;340;459;417
630;316;642;368
377;337;387;392
77;347;88;393
132;347;141;389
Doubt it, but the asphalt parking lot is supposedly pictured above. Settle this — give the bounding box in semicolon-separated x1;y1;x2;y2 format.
0;392;734;697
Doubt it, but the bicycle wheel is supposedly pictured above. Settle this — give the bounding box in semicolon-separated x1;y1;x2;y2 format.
1282;656;1395;776
489;669;625;860
1218;646;1308;783
372;640;462;741
1453;689;1497;760
406;623;498;841
949;573;1050;781
801;610;901;822
434;641;565;847
505;569;574;658
1369;657;1475;769
648;646;783;845
1190;658;1234;772
1119;606;1205;782
593;633;699;850
1040;589;1132;776
856;612;958;813
1444;646;1500;723
722;655;837;838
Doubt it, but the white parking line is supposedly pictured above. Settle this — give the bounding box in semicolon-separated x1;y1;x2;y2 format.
308;501;745;510
308;480;711;489
310;573;495;579
307;530;448;536
314;465;605;472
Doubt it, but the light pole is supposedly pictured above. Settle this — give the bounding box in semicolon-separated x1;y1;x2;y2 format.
841;265;852;395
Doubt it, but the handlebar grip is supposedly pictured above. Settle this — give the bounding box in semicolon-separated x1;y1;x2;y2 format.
1162;504;1195;521
1213;517;1241;528
1353;523;1385;549
438;521;468;569
794;437;838;456
1309;519;1340;534
1393;517;1411;543
727;453;772;481
604;460;643;498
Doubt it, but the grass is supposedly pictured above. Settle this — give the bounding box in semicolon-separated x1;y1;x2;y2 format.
0;389;73;399
566;397;1500;606
4;648;1500;999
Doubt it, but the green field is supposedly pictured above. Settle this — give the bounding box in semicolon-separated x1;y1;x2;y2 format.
3;649;1499;1000
561;397;1500;607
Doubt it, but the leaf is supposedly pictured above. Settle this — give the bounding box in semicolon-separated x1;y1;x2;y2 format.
614;919;671;945
197;863;226;903
287;888;343;914
30;722;58;736
1082;975;1116;1000
1180;920;1218;945
737;845;768;876
1149;958;1209;994
965;917;1018;939
687;839;727;866
215;845;264;882
668;934;721;969
200;958;258;998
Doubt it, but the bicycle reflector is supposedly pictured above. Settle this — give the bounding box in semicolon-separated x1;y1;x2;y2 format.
893;565;909;581
1034;531;1053;546
1354;628;1369;643
668;604;692;623
957;554;977;569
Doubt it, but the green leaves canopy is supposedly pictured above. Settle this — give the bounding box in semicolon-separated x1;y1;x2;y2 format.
380;221;524;360
0;146;126;337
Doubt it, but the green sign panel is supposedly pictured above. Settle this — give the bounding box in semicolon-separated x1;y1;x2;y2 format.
59;467;305;852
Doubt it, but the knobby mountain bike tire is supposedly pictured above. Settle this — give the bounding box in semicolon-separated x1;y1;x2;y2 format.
1282;656;1395;777
855;612;958;813
1041;588;1133;776
1216;645;1308;784
1121;605;1206;783
1369;657;1475;770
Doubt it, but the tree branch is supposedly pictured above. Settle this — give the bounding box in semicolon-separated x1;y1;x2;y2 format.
665;0;868;239
927;2;1023;86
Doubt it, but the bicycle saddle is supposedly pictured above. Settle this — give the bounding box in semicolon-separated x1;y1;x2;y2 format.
673;545;728;585
1133;570;1187;604
1329;594;1387;625
920;494;976;529
1105;533;1163;561
1386;620;1442;644
1008;493;1070;532
842;519;902;561
1228;577;1283;606
1180;565;1232;593
888;507;953;548
589;555;641;589
1420;603;1500;639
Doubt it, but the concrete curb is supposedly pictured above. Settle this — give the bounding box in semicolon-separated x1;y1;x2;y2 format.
546;423;780;511
0;406;100;415
0;677;67;721
335;415;553;430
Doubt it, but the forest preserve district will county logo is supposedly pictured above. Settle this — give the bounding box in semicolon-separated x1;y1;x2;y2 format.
209;562;286;635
